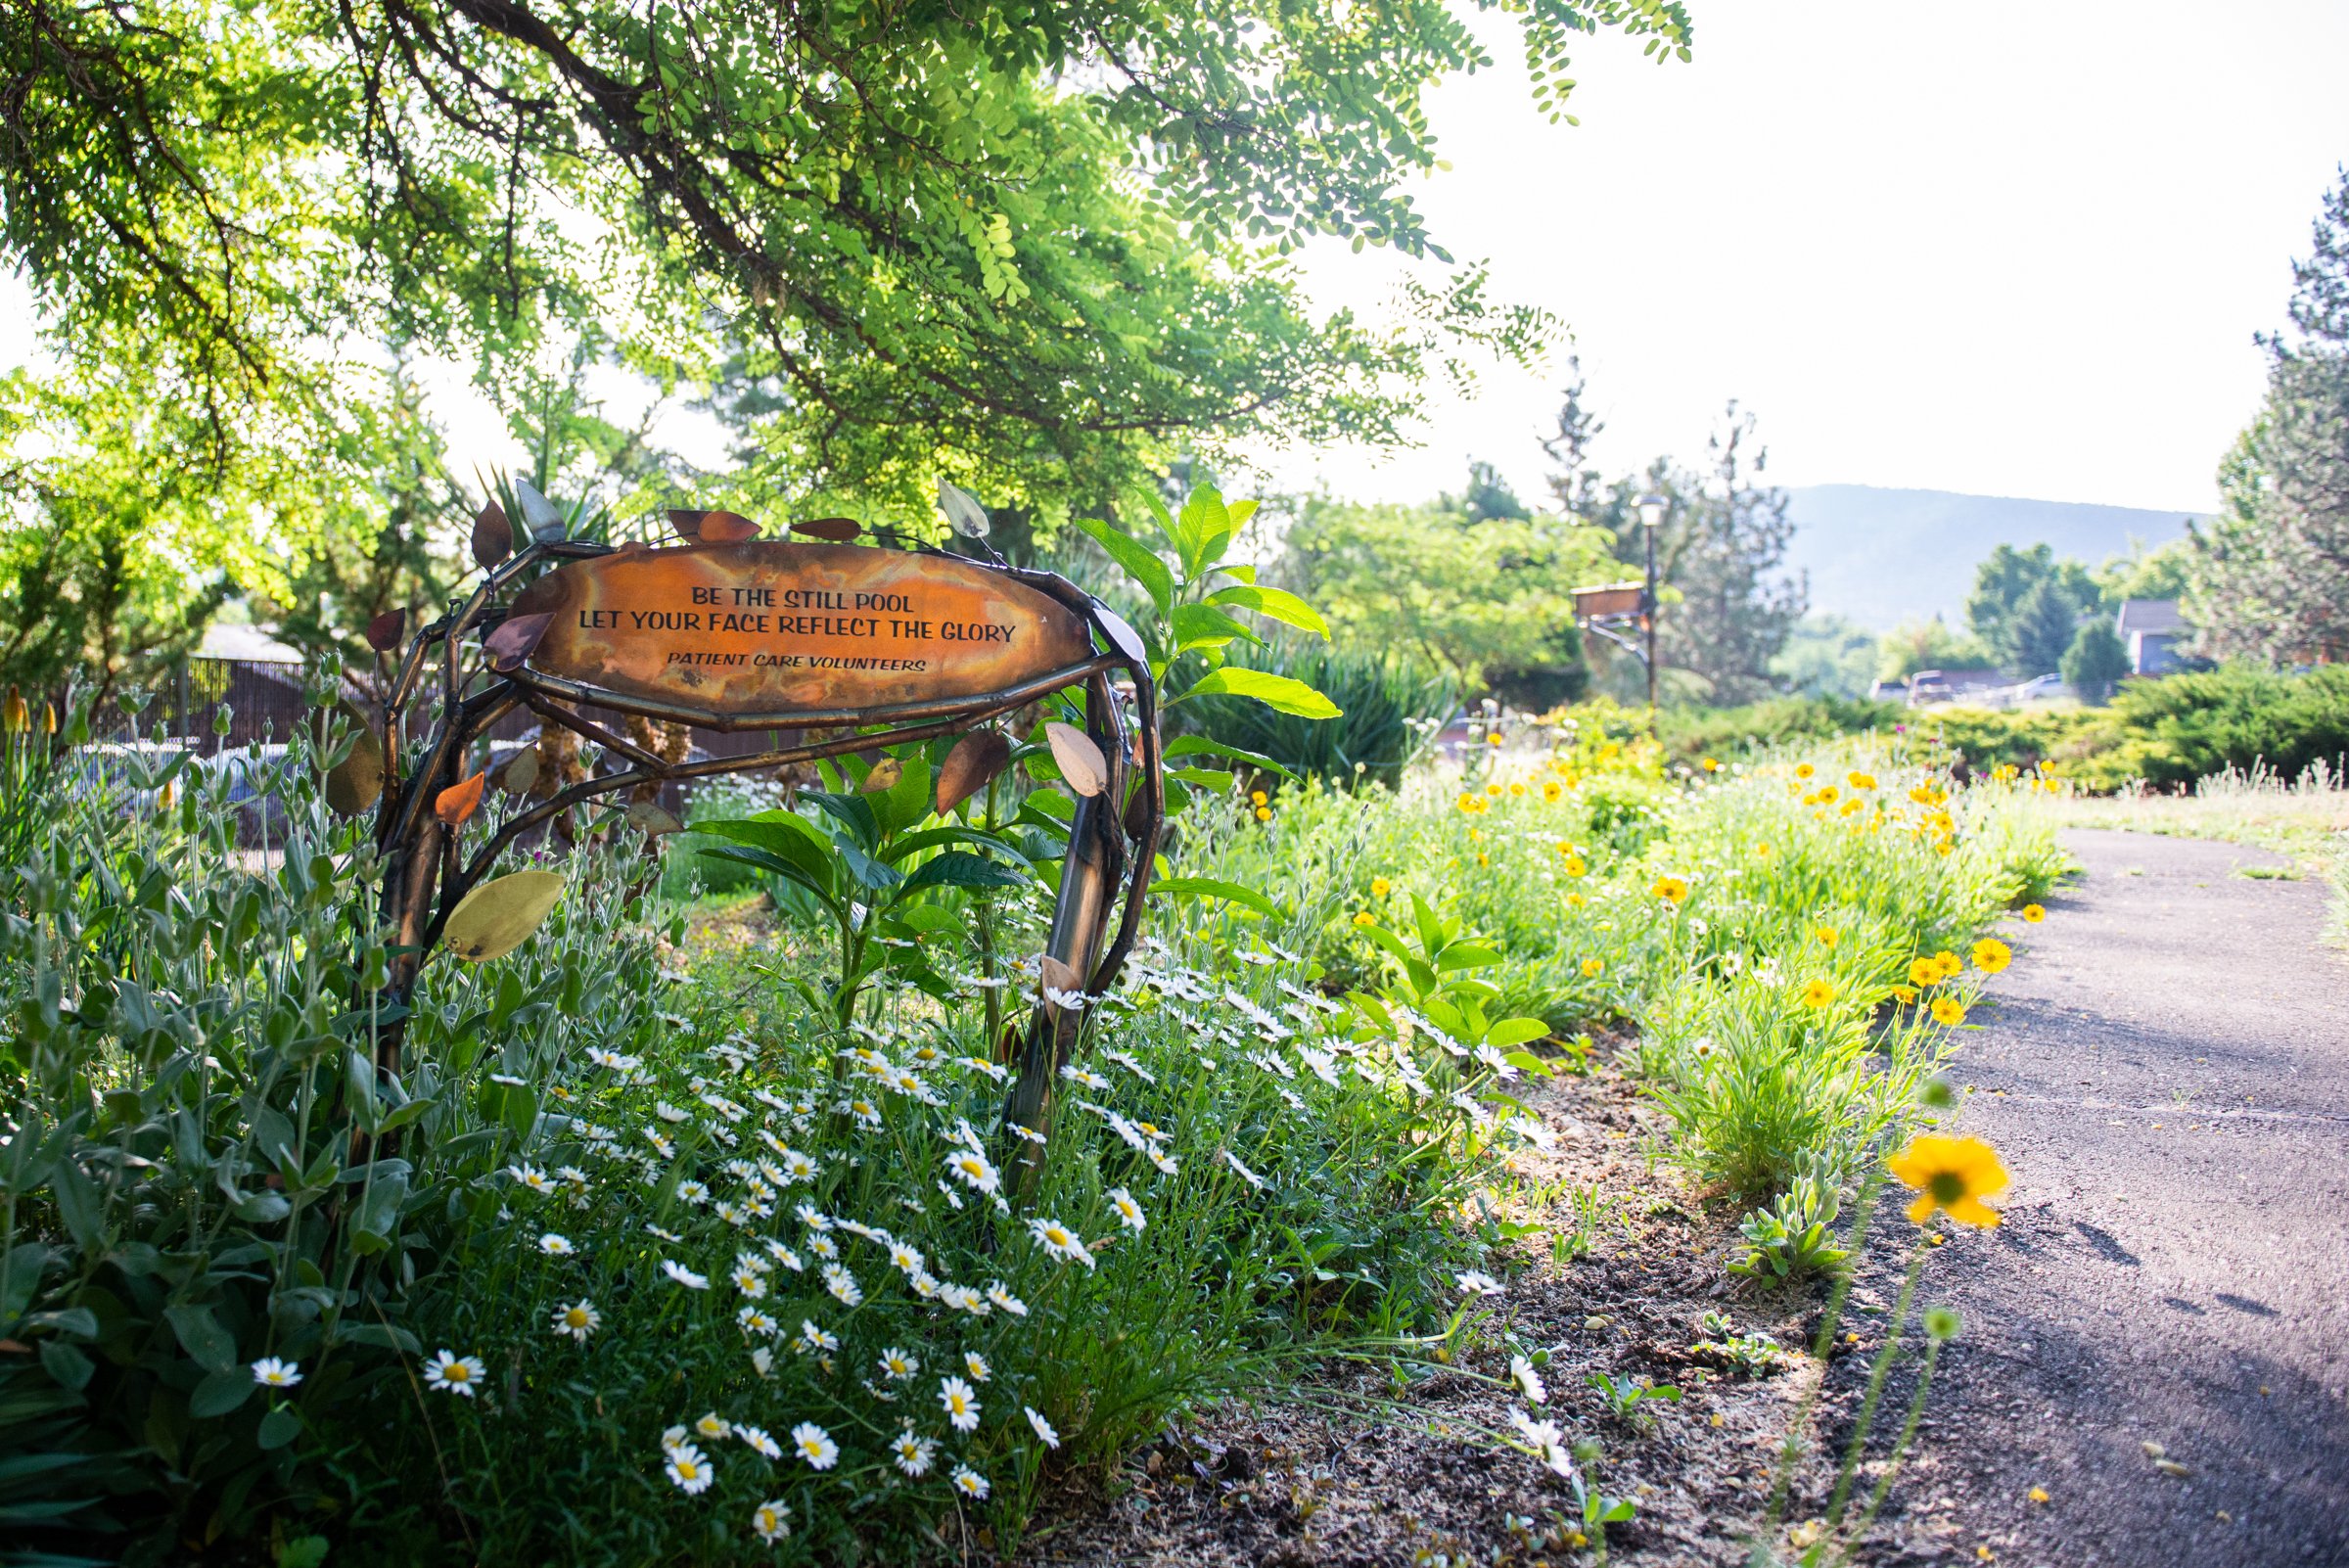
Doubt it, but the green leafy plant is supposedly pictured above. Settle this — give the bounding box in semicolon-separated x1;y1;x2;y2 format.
1727;1162;1850;1286
1585;1369;1681;1431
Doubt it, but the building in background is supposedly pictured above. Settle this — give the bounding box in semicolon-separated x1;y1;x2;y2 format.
2113;599;2188;675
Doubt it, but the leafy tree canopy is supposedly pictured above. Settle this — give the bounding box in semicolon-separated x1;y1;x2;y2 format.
1;0;1691;522
2189;166;2349;666
1963;542;2097;668
1271;493;1615;692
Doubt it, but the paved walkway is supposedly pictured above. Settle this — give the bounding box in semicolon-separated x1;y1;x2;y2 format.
1912;829;2348;1564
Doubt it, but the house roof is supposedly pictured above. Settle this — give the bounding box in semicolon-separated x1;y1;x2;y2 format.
196;623;305;665
2114;598;2186;636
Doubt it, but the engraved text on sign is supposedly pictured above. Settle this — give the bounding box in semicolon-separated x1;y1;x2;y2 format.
525;542;1096;716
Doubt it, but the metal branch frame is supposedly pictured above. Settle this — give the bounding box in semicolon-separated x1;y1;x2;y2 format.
361;530;1164;1167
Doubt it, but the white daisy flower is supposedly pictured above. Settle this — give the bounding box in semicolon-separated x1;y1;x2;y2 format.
656;1101;690;1124
892;1429;937;1477
1511;1355;1546;1405
822;1265;863;1307
807;1234;839;1261
424;1349;485;1397
751;1346;774;1377
1221;1150;1267;1190
695;1410;731;1442
878;1347;919;1381
1106;1186;1147;1233
951;1464;990;1499
907;1269;941;1299
1025;1407;1061;1448
1027;1217;1095;1269
941;1284;989;1315
508;1164;555;1194
1009;1124;1047;1146
751;1499;791;1543
955;1055;1011;1082
675;1179;711;1206
1508;1408;1578;1479
555;1165;589;1190
1059;1065;1108;1089
1455;1269;1504;1298
250;1357;300;1388
737;1424;783;1460
738;1306;778;1338
732;1266;766;1298
1147;1146;1179;1176
795;1203;832;1230
661;1424;691;1453
986;1281;1030;1317
888;1241;926;1276
937;1375;981;1433
963;1351;991;1382
800;1319;838;1353
646;1223;684;1244
944;1147;1001;1195
663;1260;711;1290
764;1240;805;1272
791;1422;839;1470
551;1300;600;1342
666;1442;715;1494
538;1232;576;1257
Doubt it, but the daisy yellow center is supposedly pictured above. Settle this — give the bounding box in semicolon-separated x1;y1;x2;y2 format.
446;1363;471;1382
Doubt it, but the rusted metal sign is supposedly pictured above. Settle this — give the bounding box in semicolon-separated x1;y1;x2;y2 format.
1572;581;1647;620
520;542;1096;722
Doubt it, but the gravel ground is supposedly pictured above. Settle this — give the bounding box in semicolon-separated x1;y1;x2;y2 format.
1862;828;2349;1566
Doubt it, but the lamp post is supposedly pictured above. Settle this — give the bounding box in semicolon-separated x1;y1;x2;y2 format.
1635;492;1666;710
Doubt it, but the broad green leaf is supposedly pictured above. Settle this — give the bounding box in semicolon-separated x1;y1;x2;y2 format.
189;1366;255;1418
1148;876;1277;917
1164;734;1298;782
1206;583;1330;640
696;814;839;895
1503;1050;1557;1079
899;851;1029;894
1171;603;1262;655
1181;667;1341;719
698;845;841;912
1075;517;1174;621
1486;1018;1551;1048
164;1303;236;1373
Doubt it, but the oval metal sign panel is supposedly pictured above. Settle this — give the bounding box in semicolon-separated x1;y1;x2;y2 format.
524;542;1095;716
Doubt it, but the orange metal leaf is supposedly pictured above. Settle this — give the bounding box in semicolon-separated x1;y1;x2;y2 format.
436;771;486;827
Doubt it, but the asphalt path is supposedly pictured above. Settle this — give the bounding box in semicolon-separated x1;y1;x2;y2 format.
1899;829;2348;1564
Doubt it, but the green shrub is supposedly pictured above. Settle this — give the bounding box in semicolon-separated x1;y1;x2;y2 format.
2105;664;2349;787
1656;695;1902;762
1174;638;1457;792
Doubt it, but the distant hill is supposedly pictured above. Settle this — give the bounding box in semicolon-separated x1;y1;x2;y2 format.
1780;484;2203;628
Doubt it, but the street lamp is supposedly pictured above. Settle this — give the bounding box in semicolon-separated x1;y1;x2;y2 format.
1635;493;1666;710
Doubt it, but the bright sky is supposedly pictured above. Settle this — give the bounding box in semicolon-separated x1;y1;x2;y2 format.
4;1;2344;517
1250;0;2349;515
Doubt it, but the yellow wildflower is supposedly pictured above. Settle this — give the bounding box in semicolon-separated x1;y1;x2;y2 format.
1848;770;1876;790
2021;903;2046;924
1371;877;1392;899
1250;790;1267;807
1580;957;1603;978
1970;938;2011;974
1888;1134;2008;1227
1800;979;1835;1008
1543;780;1562;802
1930;995;1967;1027
1814;926;1839;949
1908;956;1942;989
1353;911;1375;929
1651;875;1689;905
1795;762;1817;780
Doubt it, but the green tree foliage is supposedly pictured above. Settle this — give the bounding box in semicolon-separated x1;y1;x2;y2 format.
0;0;1692;515
2096;537;2193;603
1769;613;1879;699
1272;491;1613;698
2007;577;2085;677
1546;378;1807;705
2189;169;2349;665
2060;619;2131;706
1963;543;2098;669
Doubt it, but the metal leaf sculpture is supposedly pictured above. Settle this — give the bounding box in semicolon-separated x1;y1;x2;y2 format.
484;612;554;672
364;608;407;652
471;501;513;571
698;510;761;543
500;747;540;798
626;800;683;835
938;479;991;538
442;870;566;962
1045;721;1109;797
512;478;567;541
435;772;486;827
323;712;387;816
936;730;1012;814
791;517;861;542
862;757;904;793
